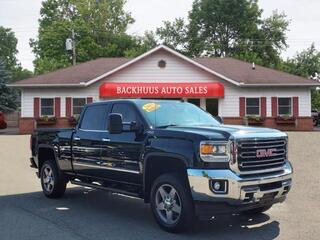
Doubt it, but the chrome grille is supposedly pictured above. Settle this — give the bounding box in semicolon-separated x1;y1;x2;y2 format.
237;138;287;173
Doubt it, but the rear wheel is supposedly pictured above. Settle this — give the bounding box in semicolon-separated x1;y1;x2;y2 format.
150;173;195;233
243;204;273;215
40;160;67;198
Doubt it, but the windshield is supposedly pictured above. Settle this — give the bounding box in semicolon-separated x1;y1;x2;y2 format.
137;100;220;128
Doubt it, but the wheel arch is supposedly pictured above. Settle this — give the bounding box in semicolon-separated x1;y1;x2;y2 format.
37;144;59;174
143;153;190;203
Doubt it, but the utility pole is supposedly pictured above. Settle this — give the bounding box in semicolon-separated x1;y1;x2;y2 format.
71;29;76;66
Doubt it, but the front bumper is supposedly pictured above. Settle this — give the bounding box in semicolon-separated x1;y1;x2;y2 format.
187;161;293;217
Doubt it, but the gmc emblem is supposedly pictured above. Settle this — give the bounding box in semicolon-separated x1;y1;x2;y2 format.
256;148;277;158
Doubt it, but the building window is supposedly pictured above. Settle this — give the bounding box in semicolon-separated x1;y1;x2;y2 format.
246;98;260;116
278;98;292;116
72;98;86;115
41;98;54;116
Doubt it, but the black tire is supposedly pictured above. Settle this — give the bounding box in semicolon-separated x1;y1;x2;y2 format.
40;160;67;198
242;204;273;215
150;173;195;233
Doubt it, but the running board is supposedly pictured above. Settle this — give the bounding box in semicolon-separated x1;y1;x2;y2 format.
70;180;140;198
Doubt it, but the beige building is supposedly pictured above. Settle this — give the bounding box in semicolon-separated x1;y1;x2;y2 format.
9;45;320;134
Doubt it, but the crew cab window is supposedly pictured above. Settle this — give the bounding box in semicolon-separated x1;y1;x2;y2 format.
112;103;137;123
278;98;292;116
41;98;54;116
80;105;107;130
246;98;260;115
73;98;86;115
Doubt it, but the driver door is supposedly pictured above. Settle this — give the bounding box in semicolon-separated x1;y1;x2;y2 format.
100;103;144;184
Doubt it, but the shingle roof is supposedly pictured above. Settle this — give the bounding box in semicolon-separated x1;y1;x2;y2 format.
10;47;319;87
195;57;317;85
13;58;131;85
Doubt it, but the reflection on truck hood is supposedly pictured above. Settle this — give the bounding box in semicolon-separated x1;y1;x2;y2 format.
164;124;286;140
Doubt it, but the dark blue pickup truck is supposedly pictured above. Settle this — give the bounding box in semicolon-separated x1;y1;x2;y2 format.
30;99;292;232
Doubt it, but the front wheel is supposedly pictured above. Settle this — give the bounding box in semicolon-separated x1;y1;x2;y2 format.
150;173;195;233
40;160;67;198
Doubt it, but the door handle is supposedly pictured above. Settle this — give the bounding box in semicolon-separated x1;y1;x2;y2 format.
74;137;81;141
102;138;110;142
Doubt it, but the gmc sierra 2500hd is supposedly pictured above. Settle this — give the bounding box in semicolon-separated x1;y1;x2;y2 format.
30;99;293;232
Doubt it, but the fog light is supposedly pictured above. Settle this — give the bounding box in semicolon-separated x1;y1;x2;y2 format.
210;180;228;194
213;182;221;191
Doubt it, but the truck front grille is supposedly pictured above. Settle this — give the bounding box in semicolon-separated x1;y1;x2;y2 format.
237;138;287;174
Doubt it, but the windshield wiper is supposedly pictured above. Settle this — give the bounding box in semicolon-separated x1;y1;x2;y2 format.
156;124;178;129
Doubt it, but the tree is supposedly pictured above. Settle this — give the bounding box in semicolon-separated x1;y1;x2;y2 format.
0;26;33;81
156;18;189;55
156;0;289;67
0;60;19;112
236;11;289;68
0;27;18;71
282;44;320;110
283;44;320;78
124;31;158;57
12;66;34;81
31;0;136;74
188;0;262;57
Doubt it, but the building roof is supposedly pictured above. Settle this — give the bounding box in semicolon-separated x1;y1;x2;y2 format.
9;45;320;87
11;58;131;86
195;57;318;86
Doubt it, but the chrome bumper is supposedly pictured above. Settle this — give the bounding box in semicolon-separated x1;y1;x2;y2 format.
187;161;293;205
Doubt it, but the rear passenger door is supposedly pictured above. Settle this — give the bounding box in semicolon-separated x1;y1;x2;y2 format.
72;104;109;177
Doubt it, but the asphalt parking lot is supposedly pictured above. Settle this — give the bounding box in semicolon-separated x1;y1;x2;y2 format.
1;133;320;240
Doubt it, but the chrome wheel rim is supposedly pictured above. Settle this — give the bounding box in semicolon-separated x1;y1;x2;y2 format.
42;165;54;193
155;184;182;225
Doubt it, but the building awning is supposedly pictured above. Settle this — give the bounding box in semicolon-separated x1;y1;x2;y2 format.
99;82;225;98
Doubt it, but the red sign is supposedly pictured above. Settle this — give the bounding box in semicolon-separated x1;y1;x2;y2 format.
99;82;224;98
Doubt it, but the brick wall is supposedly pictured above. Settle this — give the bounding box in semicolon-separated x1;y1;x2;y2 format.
19;116;314;134
224;117;314;131
19;117;74;134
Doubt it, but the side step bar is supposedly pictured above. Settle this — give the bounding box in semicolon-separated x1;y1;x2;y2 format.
70;180;140;198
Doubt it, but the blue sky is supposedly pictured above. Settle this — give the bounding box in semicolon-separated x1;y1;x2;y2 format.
0;0;319;70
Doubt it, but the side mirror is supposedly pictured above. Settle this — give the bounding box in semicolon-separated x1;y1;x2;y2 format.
108;113;123;134
215;116;224;124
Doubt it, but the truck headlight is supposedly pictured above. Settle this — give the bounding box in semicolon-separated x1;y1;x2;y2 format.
200;141;231;162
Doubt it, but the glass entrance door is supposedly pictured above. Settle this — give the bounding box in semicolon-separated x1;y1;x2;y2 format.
187;98;201;107
206;99;219;116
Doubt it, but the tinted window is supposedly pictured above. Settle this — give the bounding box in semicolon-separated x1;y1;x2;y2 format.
112;103;137;122
72;98;86;115
80;105;108;130
41;98;54;116
278;98;292;115
246;98;260;115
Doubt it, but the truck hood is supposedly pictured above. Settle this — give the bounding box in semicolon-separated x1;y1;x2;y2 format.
165;124;287;140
